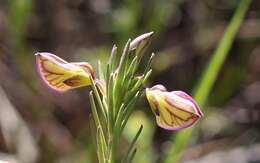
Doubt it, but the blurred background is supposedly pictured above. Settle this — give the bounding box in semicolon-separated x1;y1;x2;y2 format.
0;0;260;163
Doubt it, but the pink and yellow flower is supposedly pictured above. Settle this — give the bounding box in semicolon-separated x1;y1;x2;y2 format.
35;52;95;92
146;84;203;130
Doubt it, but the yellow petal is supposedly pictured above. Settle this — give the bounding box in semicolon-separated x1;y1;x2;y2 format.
35;52;94;92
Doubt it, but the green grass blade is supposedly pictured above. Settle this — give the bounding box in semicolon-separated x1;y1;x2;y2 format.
9;0;32;50
126;148;137;163
121;125;143;163
193;0;252;105
163;0;252;163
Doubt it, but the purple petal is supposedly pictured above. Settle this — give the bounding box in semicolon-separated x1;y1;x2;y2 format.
172;91;203;117
129;32;154;50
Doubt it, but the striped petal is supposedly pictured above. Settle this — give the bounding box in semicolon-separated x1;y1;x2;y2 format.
35;52;95;92
146;84;203;130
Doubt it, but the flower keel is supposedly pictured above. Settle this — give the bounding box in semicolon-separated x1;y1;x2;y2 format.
146;84;203;130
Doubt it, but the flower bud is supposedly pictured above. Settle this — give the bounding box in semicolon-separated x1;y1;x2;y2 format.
146;84;203;130
35;52;95;92
129;32;154;52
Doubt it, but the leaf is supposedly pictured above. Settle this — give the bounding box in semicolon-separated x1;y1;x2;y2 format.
121;125;143;163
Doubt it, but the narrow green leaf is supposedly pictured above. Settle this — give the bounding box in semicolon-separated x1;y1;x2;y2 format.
106;63;110;91
126;56;138;77
107;72;114;133
111;103;125;163
121;125;143;163
124;56;138;89
126;148;137;163
108;45;118;71
120;92;142;133
89;91;101;128
113;91;141;148
118;39;131;78
90;92;107;163
143;53;155;75
97;127;107;163
125;69;152;103
142;69;152;85
113;39;131;112
115;91;140;133
114;103;125;133
90;77;108;122
98;60;105;80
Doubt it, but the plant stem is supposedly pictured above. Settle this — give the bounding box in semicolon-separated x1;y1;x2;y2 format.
90;32;153;163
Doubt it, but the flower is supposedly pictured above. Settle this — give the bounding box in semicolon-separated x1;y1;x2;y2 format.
35;52;95;92
129;32;154;50
146;84;203;130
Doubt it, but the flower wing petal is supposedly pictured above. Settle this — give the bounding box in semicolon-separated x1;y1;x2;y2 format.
35;53;91;92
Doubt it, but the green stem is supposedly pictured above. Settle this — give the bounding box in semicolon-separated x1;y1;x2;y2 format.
90;33;153;163
163;0;252;163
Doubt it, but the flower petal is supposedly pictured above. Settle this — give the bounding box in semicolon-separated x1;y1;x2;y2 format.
146;85;203;130
35;52;94;92
129;32;154;50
